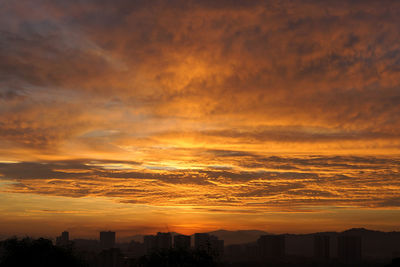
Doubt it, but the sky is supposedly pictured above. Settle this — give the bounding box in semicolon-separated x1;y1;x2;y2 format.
0;0;399;239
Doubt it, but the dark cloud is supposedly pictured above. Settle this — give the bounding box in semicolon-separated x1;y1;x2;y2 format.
0;162;83;180
0;159;140;180
0;89;26;101
0;25;114;90
377;197;400;208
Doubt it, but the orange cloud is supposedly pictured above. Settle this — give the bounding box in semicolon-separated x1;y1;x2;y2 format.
0;0;399;235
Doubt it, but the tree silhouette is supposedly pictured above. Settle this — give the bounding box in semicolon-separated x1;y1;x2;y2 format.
0;237;86;267
134;249;218;267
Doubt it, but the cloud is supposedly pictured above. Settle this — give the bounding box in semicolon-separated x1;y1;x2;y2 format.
0;155;398;210
377;197;400;208
0;0;399;234
0;0;400;154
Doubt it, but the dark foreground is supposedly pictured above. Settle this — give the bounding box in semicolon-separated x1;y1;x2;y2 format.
0;238;399;267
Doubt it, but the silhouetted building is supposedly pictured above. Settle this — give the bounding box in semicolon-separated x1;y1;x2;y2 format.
100;231;116;250
156;232;172;250
144;232;172;254
314;235;330;260
144;235;156;254
98;248;123;267
244;243;259;260
73;239;100;252
126;240;145;258
257;235;285;260
0;242;4;258
174;234;191;250
194;233;210;251
338;235;362;263
56;231;69;246
210;235;224;257
194;233;224;256
225;244;244;262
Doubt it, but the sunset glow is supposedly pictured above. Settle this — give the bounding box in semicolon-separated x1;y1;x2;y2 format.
0;0;399;240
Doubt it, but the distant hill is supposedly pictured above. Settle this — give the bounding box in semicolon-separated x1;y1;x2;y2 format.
206;229;269;245
118;232;181;243
118;234;144;243
340;228;400;259
118;230;269;245
116;227;400;260
284;228;400;260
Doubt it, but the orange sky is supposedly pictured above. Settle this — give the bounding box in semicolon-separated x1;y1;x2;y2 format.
0;0;399;239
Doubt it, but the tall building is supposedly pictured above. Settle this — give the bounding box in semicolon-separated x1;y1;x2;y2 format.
209;235;224;257
126;240;145;258
56;231;69;246
225;244;244;262
144;235;156;254
144;232;172;254
257;235;285;260
156;232;172;250
174;234;191;250
72;239;100;252
100;231;116;250
314;235;330;260
98;248;123;267
194;233;210;251
338;235;362;263
194;233;224;256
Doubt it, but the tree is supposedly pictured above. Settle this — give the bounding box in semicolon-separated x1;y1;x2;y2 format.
0;237;87;267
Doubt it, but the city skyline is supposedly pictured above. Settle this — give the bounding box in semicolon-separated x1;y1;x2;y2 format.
3;227;399;266
0;0;399;238
35;227;400;262
7;227;398;245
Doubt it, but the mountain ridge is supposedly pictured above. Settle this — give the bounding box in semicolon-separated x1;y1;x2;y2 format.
118;228;400;246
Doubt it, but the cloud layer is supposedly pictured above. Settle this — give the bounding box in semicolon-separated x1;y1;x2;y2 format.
1;154;399;211
0;0;399;234
1;0;400;157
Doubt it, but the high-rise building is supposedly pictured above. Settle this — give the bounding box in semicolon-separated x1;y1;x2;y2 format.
338;235;362;263
209;235;224;257
98;248;123;267
126;240;145;258
225;244;244;262
156;232;172;250
73;239;100;252
100;231;116;250
257;235;285;260
174;234;191;250
314;235;330;260
144;232;172;254
194;233;224;256
144;235;156;254
56;231;69;246
194;233;210;251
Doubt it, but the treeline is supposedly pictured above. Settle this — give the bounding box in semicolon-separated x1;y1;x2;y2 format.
1;237;399;267
0;237;86;267
0;237;220;267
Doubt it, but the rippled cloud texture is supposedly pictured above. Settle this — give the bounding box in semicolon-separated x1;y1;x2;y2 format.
0;0;399;236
